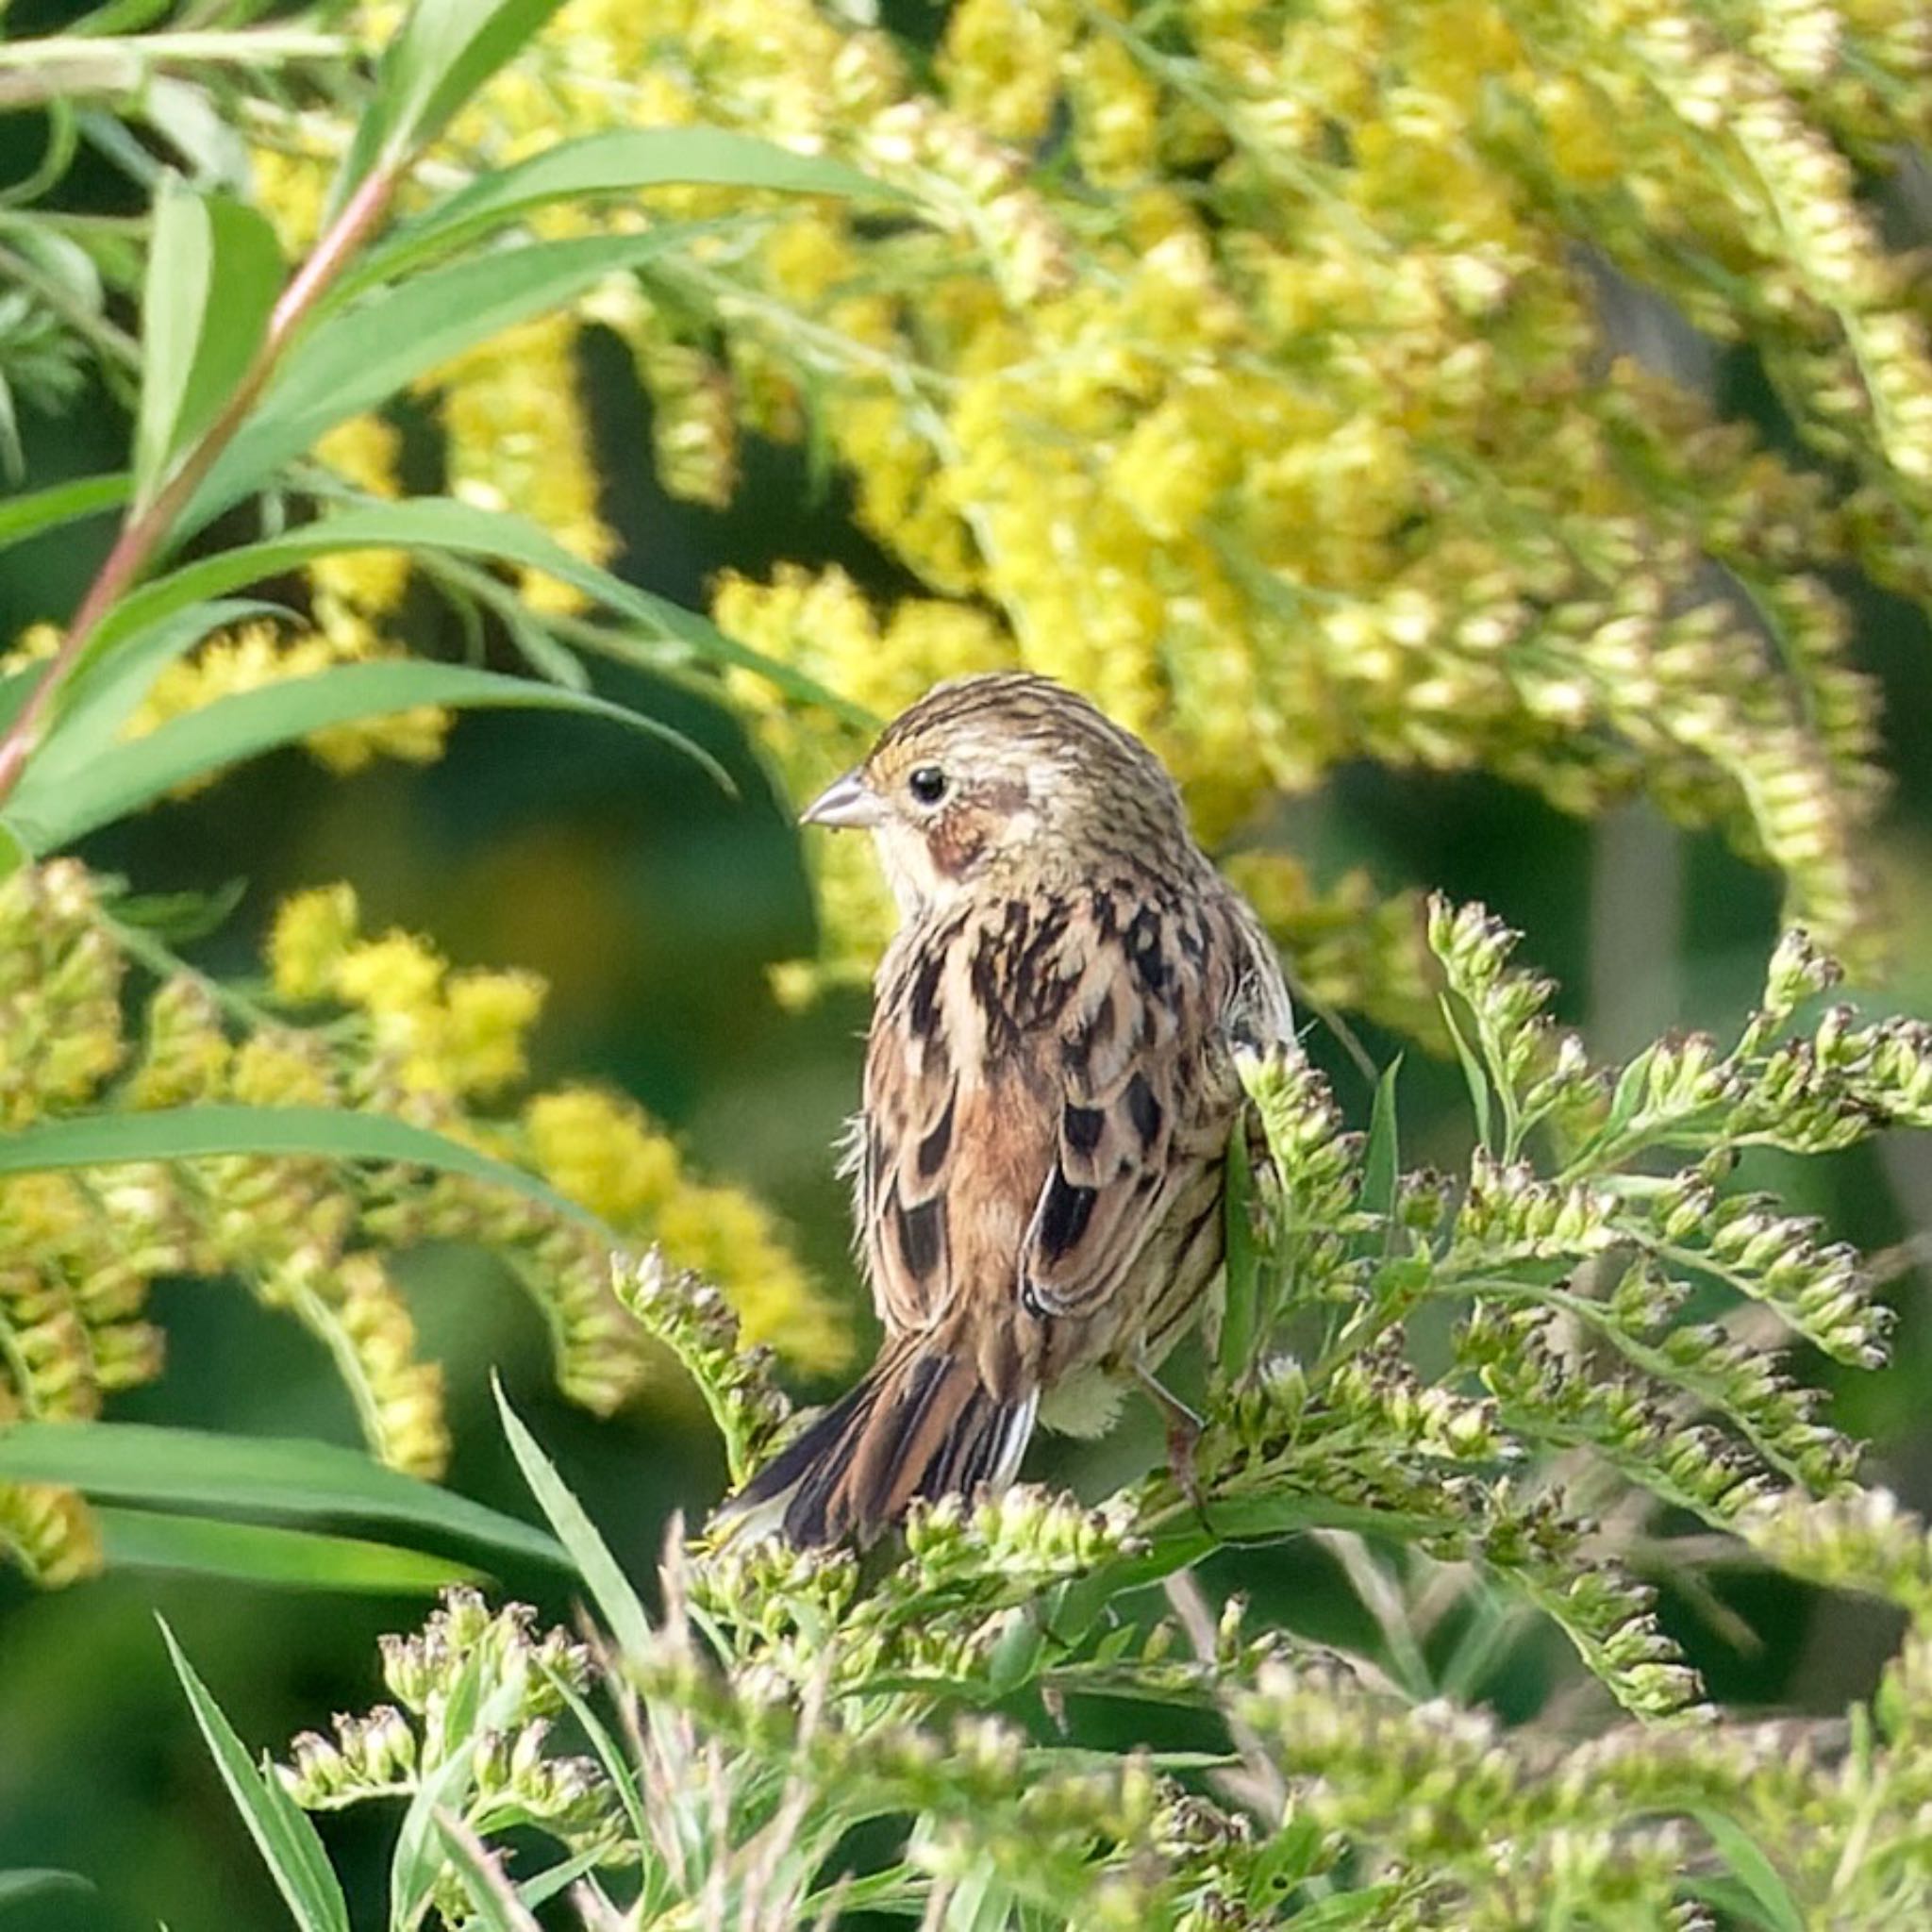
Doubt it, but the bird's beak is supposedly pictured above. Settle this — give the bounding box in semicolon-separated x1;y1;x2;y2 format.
800;768;888;829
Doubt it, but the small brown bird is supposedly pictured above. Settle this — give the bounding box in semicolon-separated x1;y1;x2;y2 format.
730;673;1293;1545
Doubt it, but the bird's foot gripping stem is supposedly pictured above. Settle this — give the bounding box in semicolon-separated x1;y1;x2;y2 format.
1134;1362;1206;1513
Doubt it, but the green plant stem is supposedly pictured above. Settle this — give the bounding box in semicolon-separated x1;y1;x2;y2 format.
0;31;350;110
0;163;402;813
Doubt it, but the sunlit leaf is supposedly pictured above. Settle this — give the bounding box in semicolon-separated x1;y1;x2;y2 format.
0;1102;602;1236
90;495;858;716
13;658;724;850
329;0;569;218
190;227;714;531
159;1619;351;1932
344;126;899;291
31;596;290;788
0;1422;568;1571
96;1507;482;1592
133;176;279;504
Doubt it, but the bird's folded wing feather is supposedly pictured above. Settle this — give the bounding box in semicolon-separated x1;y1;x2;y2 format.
1019;893;1232;1319
859;889;1260;1341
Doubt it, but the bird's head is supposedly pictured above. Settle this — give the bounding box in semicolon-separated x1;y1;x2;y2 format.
801;673;1191;917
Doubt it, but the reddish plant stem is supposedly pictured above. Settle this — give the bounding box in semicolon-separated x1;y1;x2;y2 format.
0;162;402;812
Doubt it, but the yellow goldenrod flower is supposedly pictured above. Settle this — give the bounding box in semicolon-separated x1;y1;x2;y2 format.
525;1087;681;1226
2;621;59;672
525;1084;849;1372
429;315;615;615
271;884;361;1004
441;970;548;1096
335;932;447;1018
652;1183;851;1374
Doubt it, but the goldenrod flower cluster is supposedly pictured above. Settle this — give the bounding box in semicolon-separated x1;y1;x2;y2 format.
0;862;841;1588
252;0;1932;1005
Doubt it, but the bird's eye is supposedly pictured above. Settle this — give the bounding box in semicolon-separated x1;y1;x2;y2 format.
908;765;948;806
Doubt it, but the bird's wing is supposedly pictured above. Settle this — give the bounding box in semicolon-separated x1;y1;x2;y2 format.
1016;888;1237;1324
858;886;1286;1347
859;908;983;1335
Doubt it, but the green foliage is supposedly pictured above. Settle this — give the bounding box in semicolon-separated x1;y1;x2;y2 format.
164;915;1932;1927
7;0;1932;1924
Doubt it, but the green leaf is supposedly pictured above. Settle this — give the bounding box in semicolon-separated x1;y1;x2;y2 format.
435;1812;541;1932
92;494;861;718
0;1870;92;1909
1350;1055;1404;1263
158;1618;351;1932
31;597;290;789
330;0;570;219
516;1844;608;1910
12;658;724;851
0;1423;568;1571
1362;1058;1402;1221
1689;1808;1805;1932
0;1102;604;1235
134;176;280;505
347;126;898;291
1438;995;1493;1153
190;227;714;531
1602;1043;1657;1144
1218;1125;1257;1385
0;470;126;552
493;1374;652;1657
96;1507;482;1592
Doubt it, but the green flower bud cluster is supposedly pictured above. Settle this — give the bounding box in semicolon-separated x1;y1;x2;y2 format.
612;1247;791;1482
280;910;1932;1923
279;1589;617;1865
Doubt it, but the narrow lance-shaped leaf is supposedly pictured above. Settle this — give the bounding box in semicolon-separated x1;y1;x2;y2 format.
0;471;127;554
0;1421;569;1571
435;1811;543;1932
31;597;293;789
0;1102;602;1234
96;1507;482;1593
133;176;281;506
0;1869;92;1907
327;0;569;220
11;658;727;852
341;125;902;293
188;226;723;533
86;495;863;717
158;1619;351;1932
493;1375;653;1657
1218;1124;1257;1385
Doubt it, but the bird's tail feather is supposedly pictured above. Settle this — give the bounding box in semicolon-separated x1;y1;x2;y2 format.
724;1338;1037;1547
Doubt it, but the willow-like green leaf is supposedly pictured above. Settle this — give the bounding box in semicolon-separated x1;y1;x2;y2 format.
159;1619;351;1932
0;470;126;552
0;1422;568;1570
189;227;711;532
0;1101;603;1235
493;1375;652;1656
96;1507;482;1592
342;126;898;292
12;658;724;850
